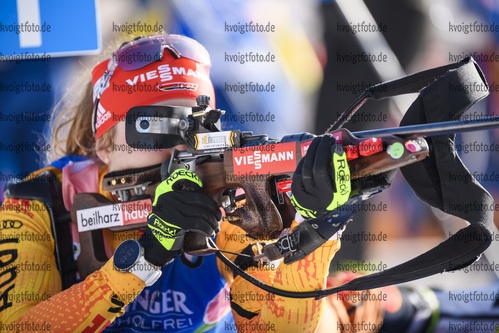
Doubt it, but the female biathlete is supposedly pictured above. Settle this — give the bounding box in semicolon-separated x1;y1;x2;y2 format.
0;34;367;332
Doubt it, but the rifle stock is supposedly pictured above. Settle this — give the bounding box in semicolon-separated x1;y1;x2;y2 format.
71;127;434;277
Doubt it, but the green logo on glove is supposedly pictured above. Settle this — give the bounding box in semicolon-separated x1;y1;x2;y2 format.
153;169;203;206
148;213;182;250
149;169;204;250
328;150;351;210
291;149;351;218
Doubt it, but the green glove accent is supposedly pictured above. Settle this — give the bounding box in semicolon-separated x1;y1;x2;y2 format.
291;136;352;219
290;195;317;219
141;168;220;266
148;213;182;251
326;149;351;210
153;169;203;206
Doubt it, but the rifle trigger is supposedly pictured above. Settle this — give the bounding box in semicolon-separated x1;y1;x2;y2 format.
165;149;196;179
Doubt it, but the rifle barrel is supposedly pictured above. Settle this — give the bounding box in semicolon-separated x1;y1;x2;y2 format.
352;116;499;138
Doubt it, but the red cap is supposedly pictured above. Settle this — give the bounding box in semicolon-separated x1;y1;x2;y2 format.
91;52;215;139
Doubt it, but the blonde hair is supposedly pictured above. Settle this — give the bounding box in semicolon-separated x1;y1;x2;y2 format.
46;40;129;165
46;34;165;165
47;78;115;165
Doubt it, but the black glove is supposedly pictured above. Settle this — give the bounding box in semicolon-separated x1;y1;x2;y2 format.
139;169;221;266
291;135;351;219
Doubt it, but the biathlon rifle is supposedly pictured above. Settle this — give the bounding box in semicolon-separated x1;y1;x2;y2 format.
75;56;499;298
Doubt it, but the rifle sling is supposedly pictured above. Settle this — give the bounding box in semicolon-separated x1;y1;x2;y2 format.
221;56;494;299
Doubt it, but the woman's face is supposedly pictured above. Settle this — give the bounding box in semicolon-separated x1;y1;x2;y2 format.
98;99;195;172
